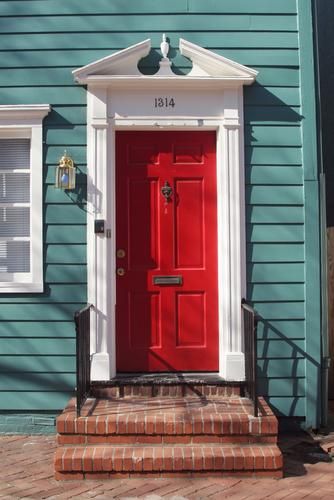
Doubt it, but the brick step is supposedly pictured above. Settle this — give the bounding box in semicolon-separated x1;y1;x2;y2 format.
55;394;281;479
91;375;243;399
54;443;283;480
58;434;277;445
57;397;278;440
91;383;242;399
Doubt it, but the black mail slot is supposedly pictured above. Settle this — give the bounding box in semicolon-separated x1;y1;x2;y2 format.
153;275;183;286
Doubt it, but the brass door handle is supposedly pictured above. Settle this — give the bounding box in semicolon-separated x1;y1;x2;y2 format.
117;268;126;277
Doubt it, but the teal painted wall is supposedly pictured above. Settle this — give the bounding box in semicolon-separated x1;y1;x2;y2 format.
0;0;321;427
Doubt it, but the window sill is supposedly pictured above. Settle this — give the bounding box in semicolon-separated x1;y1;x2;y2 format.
0;282;44;293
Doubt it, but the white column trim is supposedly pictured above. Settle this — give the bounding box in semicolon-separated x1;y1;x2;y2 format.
87;89;112;380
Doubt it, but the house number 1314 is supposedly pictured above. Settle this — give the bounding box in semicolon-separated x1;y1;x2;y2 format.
154;97;175;108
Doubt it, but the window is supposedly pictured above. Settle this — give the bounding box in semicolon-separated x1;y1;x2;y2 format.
0;105;50;292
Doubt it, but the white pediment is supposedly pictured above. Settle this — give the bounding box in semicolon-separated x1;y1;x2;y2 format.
179;39;257;80
73;36;257;87
72;39;151;81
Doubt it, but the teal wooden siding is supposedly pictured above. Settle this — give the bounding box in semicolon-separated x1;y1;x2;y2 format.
0;0;321;425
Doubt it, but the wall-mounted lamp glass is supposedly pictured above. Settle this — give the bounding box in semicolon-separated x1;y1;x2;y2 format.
55;151;76;190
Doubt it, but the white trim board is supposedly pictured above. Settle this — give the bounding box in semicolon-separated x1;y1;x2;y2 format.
75;37;257;381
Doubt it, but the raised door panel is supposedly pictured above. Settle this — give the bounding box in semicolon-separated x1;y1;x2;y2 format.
174;178;204;269
176;292;206;347
128;178;159;271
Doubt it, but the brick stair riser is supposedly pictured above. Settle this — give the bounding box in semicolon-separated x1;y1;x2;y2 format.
91;385;241;399
54;444;283;477
55;470;283;480
57;416;278;437
57;434;277;445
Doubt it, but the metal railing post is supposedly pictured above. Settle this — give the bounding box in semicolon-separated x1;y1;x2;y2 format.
241;299;259;417
75;304;92;417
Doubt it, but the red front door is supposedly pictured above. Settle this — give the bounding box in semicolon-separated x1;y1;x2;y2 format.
116;131;218;372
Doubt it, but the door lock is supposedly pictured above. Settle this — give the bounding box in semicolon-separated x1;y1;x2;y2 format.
117;267;126;277
117;249;126;258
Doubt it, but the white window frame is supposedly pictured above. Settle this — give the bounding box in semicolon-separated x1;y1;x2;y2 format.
0;105;50;293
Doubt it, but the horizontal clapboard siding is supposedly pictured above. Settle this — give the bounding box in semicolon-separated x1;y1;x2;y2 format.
249;284;304;301
245;147;302;165
0;373;76;392
0;0;310;419
256;320;305;340
0;321;76;336
0;355;75;373
257;378;305;397
247;225;304;243
257;339;305;358
246;166;303;185
0;0;298;15
0;15;298;33
0;338;75;355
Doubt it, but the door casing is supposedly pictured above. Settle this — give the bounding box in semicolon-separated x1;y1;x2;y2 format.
86;85;247;381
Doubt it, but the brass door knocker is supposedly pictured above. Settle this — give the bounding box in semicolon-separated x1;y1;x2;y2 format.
161;181;173;202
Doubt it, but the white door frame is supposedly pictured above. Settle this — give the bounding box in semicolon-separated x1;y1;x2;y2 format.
73;37;257;381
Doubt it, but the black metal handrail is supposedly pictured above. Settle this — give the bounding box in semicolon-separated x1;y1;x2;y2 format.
242;298;259;417
75;304;92;417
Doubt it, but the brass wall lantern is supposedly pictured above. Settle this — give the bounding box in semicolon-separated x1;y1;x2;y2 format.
55;151;76;190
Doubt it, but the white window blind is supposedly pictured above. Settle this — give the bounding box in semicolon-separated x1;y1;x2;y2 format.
0;139;31;277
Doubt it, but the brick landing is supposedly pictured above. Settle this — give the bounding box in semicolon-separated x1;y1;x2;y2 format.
55;393;282;479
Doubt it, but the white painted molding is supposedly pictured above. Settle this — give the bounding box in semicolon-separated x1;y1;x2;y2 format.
73;39;151;83
86;89;112;380
80;38;257;381
77;76;256;90
0;283;44;293
0;104;51;121
73;36;257;87
156;34;174;76
160;34;170;59
221;353;246;381
91;353;110;381
0;104;50;293
179;38;258;82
